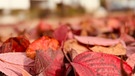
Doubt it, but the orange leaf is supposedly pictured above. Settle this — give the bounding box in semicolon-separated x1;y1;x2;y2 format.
26;36;59;59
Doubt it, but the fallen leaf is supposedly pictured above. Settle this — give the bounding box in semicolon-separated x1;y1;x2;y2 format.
63;39;88;59
0;52;34;76
126;46;135;57
53;25;69;45
107;18;121;29
35;49;65;76
120;33;135;43
71;51;132;76
126;53;135;69
26;36;59;59
126;41;135;57
0;36;30;53
90;43;126;55
74;35;125;47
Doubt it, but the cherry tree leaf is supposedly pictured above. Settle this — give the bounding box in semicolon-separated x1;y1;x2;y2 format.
120;33;135;43
126;46;135;57
126;41;135;57
0;61;31;76
35;49;65;76
26;36;59;59
0;36;30;53
74;36;125;47
53;25;69;45
63;39;88;59
0;52;34;76
126;53;135;69
90;43;126;55
71;51;132;76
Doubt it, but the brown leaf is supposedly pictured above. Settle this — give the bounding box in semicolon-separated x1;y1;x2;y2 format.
90;43;126;55
63;39;88;59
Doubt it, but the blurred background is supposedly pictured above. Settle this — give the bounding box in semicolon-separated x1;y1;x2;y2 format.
0;0;135;22
0;0;134;42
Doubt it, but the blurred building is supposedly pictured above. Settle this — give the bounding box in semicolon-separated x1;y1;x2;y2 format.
0;0;30;10
106;0;135;10
0;0;135;13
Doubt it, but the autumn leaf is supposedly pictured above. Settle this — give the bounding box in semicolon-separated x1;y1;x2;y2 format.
71;51;132;76
26;36;59;59
126;53;135;69
90;43;126;55
74;35;125;47
35;49;65;76
0;36;30;53
126;41;135;57
126;46;135;57
120;33;135;43
53;25;69;45
0;52;34;76
63;39;88;59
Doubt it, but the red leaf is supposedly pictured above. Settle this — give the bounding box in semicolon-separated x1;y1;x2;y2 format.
35;49;65;76
0;52;34;76
0;36;30;53
126;46;135;57
37;21;52;32
126;41;135;57
74;35;125;47
127;53;135;68
53;25;69;44
120;33;135;43
71;51;132;76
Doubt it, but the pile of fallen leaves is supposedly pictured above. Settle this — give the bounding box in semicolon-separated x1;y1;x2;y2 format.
0;14;135;76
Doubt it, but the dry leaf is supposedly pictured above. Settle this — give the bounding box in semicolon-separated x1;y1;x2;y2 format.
90;43;126;55
63;39;88;59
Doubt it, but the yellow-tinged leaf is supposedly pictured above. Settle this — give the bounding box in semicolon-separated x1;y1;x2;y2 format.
90;43;126;55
